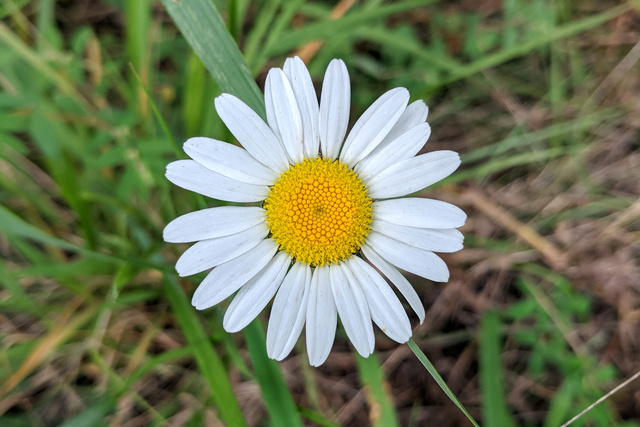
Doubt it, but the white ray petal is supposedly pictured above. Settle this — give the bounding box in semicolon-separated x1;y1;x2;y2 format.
223;252;290;333
265;68;304;164
367;151;461;199
360;244;425;323
166;160;268;203
192;239;278;310
373;198;467;229
346;257;412;343
331;262;375;357
319;59;350;159
371;219;463;253
184;137;276;185
267;262;311;360
356;122;431;182
340;87;409;165
163;206;265;243
366;231;450;282
283;57;320;158
306;266;336;367
176;222;268;276
376;100;429;151
215;94;289;172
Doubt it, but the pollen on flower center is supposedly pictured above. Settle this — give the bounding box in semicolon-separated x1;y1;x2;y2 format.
264;157;372;267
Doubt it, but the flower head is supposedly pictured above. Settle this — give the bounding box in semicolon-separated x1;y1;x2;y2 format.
164;57;466;366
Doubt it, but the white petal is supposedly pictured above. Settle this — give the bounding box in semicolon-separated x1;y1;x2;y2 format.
371;219;463;253
283;57;320;159
183;137;276;185
215;94;289;172
367;151;461;199
373;198;467;229
175;222;269;277
356;122;431;182
340;87;409;165
265;68;304;164
267;262;311;360
377;100;429;151
319;59;350;159
166;160;268;203
346;257;412;343
331;262;375;357
223;252;290;333
164;206;265;243
366;231;450;282
360;244;425;323
306;266;336;367
192;239;278;310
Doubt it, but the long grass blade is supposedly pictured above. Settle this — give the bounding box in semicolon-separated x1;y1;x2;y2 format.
159;0;264;117
244;320;303;427
354;352;400;427
162;275;247;427
479;311;515;427
408;339;480;427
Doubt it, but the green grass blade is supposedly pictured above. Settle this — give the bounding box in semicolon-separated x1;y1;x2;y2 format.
183;52;207;137
545;379;578;427
130;65;181;156
428;4;631;90
162;275;247;427
243;0;281;71
159;0;264;117
479;311;515;427
124;0;151;74
354;352;400;427
268;0;435;55
0;22;88;108
408;339;480;427
244;320;303;427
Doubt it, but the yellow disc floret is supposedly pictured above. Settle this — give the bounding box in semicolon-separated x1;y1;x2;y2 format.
264;157;372;266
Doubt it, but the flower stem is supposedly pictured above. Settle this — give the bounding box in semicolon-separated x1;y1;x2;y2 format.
408;338;480;427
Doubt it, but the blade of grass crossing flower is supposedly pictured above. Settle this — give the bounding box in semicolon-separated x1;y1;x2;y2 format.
159;0;265;118
407;339;480;427
479;311;516;427
354;352;400;427
162;275;247;427
244;320;303;427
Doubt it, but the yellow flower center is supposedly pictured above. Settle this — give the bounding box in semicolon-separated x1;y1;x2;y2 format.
264;157;372;267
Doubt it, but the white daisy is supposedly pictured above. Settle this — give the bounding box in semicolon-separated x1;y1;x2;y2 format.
164;57;465;367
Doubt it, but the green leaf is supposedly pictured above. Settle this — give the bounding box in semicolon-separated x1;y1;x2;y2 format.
162;275;247;427
267;0;437;55
159;0;264;117
408;339;480;427
354;352;400;427
479;311;515;427
244;320;303;427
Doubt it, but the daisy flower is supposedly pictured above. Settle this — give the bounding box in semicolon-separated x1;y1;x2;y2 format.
164;57;465;367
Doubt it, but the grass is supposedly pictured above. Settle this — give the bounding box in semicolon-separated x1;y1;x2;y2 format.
1;0;640;425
